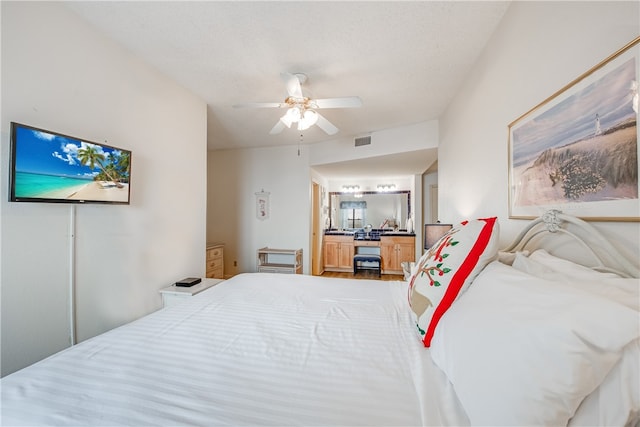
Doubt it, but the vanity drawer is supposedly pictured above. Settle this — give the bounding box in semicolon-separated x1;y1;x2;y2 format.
354;240;380;247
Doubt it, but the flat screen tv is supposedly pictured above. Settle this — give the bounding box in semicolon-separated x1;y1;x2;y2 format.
9;122;131;204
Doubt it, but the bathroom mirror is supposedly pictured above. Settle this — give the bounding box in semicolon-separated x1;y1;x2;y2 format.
328;191;411;230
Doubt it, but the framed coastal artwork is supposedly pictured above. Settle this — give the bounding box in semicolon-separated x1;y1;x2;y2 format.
508;36;639;221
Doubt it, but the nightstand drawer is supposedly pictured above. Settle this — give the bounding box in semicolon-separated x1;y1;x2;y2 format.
207;247;223;260
206;243;224;279
207;258;223;270
206;267;223;279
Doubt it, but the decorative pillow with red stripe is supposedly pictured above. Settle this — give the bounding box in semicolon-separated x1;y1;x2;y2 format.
408;217;499;347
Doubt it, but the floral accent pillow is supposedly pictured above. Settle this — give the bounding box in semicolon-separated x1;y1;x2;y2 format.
408;217;499;346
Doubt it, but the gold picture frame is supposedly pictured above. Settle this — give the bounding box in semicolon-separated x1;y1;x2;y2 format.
508;37;639;221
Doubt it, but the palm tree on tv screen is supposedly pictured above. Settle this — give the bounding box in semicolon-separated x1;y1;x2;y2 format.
77;144;124;188
116;152;130;182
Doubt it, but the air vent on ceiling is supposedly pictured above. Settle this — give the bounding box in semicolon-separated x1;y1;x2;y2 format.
354;136;371;147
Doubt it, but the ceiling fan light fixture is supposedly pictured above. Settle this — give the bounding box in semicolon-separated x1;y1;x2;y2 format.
279;114;293;128
286;106;302;122
235;72;362;136
297;109;318;131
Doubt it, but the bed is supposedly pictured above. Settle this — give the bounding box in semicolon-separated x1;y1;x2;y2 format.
1;211;638;426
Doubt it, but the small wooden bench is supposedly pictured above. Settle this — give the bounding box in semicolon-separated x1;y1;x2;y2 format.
353;254;381;277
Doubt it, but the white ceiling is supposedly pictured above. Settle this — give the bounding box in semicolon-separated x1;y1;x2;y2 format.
65;1;510;177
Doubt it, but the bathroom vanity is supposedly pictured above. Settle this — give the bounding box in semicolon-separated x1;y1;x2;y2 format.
323;230;415;275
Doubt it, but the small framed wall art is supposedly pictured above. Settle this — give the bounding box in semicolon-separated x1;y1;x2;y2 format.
255;190;270;220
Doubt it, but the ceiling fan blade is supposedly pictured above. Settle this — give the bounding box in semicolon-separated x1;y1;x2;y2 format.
313;96;363;109
233;102;283;109
281;72;303;99
269;120;287;135
315;113;339;135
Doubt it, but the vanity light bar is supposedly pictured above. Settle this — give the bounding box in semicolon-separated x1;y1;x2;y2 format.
342;185;360;192
377;184;396;192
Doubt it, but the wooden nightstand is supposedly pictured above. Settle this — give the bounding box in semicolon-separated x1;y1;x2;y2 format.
206;243;224;279
159;278;224;308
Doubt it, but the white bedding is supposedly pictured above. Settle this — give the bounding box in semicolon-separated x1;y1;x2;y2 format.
570;339;640;427
3;253;637;426
429;260;640;426
510;250;640;426
0;273;469;426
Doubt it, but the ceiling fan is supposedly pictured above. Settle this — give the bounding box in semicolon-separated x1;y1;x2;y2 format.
233;73;362;136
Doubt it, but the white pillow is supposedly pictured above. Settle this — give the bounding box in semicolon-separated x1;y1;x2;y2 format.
430;261;640;426
512;251;560;280
529;249;621;279
569;339;640;427
513;251;638;311
497;250;528;266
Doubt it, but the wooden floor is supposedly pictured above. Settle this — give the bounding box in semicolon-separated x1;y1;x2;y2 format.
320;271;405;281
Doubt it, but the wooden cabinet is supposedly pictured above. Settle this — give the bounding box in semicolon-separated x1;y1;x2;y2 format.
257;247;303;274
206;243;224;279
381;236;415;274
323;235;354;272
323;234;415;275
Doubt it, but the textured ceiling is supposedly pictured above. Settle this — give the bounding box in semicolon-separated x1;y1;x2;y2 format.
65;1;510;157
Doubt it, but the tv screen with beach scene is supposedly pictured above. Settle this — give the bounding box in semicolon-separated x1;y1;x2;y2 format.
9;122;131;204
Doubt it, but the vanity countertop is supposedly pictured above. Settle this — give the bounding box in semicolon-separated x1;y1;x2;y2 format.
379;232;416;237
324;231;355;236
324;230;415;237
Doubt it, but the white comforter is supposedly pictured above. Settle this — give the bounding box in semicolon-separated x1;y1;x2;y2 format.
1;273;469;426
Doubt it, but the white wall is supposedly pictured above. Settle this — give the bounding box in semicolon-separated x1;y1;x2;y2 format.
422;171;438;223
309;121;438;166
208;145;311;275
326;177;412;193
208;121;436;275
1;2;207;376
439;1;640;263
